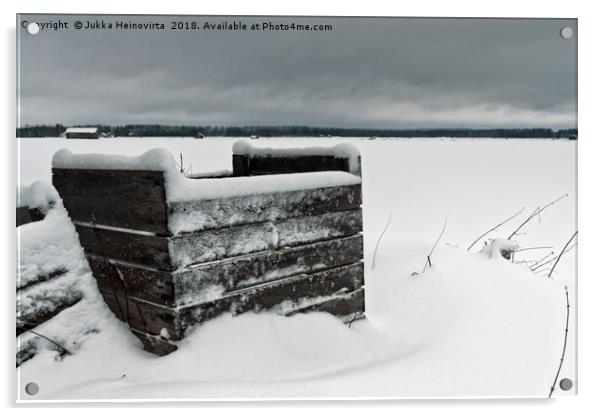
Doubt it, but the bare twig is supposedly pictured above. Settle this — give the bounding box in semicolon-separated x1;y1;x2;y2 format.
467;207;525;251
514;246;553;253
530;252;555;270
422;219;447;273
532;243;576;272
548;231;578;278
18;321;73;356
548;286;570;398
371;213;392;270
508;194;568;239
348;312;359;328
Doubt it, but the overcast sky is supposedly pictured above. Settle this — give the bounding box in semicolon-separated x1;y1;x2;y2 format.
17;15;577;128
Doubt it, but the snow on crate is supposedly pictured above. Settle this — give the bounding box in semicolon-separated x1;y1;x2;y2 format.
17;180;59;210
17;206;98;365
50;143;365;356
52;147;361;204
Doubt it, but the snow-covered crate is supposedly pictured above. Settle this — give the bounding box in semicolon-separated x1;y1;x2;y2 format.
51;142;365;355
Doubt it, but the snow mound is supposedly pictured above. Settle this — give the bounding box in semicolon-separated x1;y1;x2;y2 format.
18;243;570;399
480;238;519;259
17;180;59;211
52;148;176;172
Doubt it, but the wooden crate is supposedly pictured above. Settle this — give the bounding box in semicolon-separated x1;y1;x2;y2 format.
53;144;365;355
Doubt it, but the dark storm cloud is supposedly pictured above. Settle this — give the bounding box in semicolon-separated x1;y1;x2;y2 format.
17;15;576;128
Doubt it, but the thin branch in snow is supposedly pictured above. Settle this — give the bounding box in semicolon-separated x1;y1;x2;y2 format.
508;194;568;239
532;243;577;272
530;252;555;270
19;322;73;356
371;212;392;270
514;246;554;253
549;286;570;398
466;206;525;251
422;219;447;273
548;231;578;278
348;312;359;328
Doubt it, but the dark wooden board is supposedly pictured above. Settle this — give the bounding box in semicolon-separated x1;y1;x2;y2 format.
168;183;362;234
29;207;45;222
99;290;182;339
289;287;365;320
16;298;82;337
16;206;32;227
76;225;172;270
233;154;350;176
17;268;68;291
175;234;364;303
130;328;178;356
52;169;166;202
60;195;169;235
53;169;169;234
170;209;362;268
100;261;364;346
233;262;364;315
87;254;175;306
178;262;364;332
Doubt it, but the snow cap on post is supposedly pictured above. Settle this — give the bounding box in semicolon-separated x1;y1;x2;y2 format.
51;148;177;172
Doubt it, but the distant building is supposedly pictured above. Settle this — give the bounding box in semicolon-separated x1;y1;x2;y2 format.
195;132;205;139
65;127;99;139
100;132;115;138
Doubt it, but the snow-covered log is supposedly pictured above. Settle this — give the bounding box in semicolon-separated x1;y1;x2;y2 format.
51;142;365;355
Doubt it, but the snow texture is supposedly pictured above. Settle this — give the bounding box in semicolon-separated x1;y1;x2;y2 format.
19;137;576;400
480;238;519;259
17;180;59;211
17;204;101;365
17;207;86;290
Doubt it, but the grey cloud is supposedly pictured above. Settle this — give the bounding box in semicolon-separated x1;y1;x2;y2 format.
17;15;576;128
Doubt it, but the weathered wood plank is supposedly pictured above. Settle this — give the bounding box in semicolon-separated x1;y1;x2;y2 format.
53;169;169;234
29;207;45;223
178;262;364;332
17;268;68;291
232;154;249;177
288;287;365;320
16;206;32;227
176;234;363;304
130;328;178;356
232;154;350;176
87;234;362;307
99;290;182;339
100;262;364;340
60;195;169;234
233;262;364;315
168;183;362;234
52;169;166;202
76;225;172;270
87;254;175;306
17;297;82;336
170;209;362;269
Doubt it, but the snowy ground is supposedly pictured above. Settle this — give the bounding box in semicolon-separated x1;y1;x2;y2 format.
17;137;577;400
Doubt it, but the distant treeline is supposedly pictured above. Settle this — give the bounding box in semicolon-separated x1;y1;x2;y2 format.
17;124;578;139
